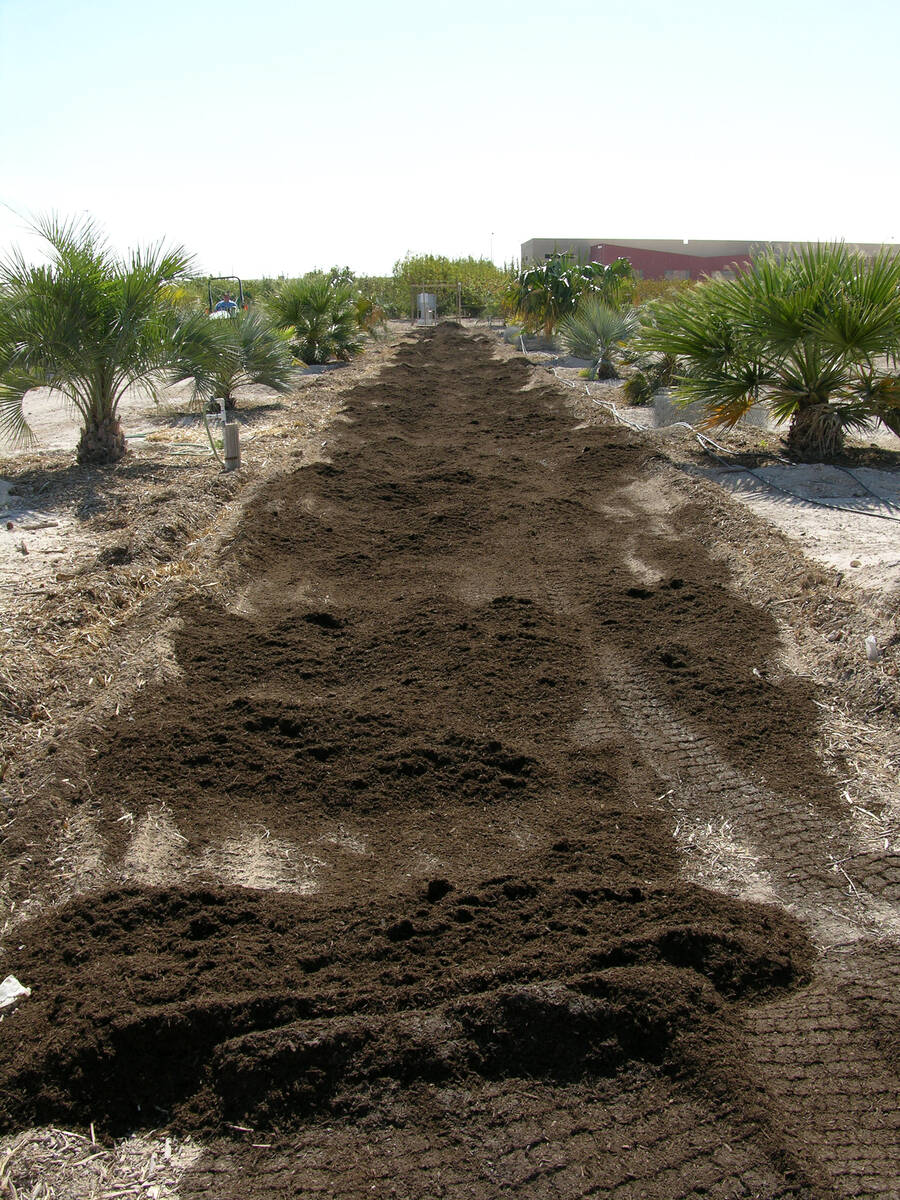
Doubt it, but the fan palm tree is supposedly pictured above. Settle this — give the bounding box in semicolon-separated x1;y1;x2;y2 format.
178;310;298;411
559;299;640;379
580;258;634;309
266;277;363;365
0;214;214;465
638;243;900;460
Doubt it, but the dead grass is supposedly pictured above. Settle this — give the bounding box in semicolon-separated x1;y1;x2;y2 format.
0;1126;202;1200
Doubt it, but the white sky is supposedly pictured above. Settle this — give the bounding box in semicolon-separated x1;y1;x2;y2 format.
2;0;898;277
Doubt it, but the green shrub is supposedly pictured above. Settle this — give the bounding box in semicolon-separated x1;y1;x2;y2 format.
631;277;696;306
266;277;363;364
558;299;639;379
622;371;654;405
384;254;514;319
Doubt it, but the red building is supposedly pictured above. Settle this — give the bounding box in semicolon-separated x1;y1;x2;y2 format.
590;239;753;280
520;237;894;281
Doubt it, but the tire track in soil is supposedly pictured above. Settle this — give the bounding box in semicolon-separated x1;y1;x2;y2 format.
1;325;897;1197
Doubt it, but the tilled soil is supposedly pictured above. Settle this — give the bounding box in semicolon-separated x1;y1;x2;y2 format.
1;326;898;1198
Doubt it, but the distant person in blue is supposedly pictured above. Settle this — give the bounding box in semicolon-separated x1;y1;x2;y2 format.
213;293;238;313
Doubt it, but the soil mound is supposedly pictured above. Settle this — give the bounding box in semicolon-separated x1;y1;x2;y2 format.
0;876;808;1135
1;325;863;1196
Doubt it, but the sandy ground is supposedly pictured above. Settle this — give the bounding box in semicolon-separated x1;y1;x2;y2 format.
691;461;900;594
0;371;346;599
17;379;200;452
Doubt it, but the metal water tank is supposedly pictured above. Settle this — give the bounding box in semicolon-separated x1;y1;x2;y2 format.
417;293;437;325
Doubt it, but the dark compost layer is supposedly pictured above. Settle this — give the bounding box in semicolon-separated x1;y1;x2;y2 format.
3;326;878;1199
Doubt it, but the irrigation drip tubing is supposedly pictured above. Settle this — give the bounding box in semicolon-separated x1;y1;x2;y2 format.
695;442;900;523
538;360;900;523
126;413;253;459
834;464;899;508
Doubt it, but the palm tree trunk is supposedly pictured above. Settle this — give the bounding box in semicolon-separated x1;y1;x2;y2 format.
785;404;844;461
77;415;127;465
594;353;619;380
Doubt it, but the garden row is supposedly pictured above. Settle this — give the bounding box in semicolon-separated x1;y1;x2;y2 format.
2;215;899;469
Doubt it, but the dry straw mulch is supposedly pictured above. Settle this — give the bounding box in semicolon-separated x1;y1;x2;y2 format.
0;1126;202;1200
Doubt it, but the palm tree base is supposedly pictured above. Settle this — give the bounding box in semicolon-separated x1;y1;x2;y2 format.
785;404;844;462
77;417;127;466
594;361;619;381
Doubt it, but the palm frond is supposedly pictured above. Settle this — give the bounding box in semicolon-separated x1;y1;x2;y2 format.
0;373;41;446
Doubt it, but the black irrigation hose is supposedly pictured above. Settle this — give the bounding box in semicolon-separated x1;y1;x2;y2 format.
693;434;900;523
834;463;900;511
